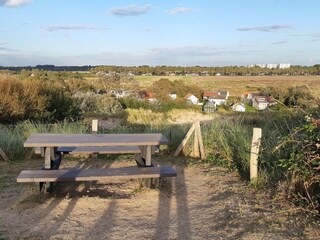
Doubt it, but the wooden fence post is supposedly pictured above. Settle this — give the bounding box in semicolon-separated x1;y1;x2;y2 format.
191;129;200;158
92;119;98;158
0;147;10;162
92;119;98;133
174;121;206;159
174;123;196;157
250;128;262;182
195;121;206;160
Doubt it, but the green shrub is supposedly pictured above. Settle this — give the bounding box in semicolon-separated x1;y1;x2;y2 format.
276;113;320;211
43;85;82;122
74;92;122;115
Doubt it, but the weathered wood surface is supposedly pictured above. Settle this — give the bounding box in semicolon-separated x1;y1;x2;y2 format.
174;123;196;156
24;133;169;148
195;121;206;160
0;147;10;162
57;146;141;154
250;128;262;181
17;166;177;183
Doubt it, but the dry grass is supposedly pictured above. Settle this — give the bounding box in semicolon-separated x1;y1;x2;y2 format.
134;75;320;96
125;108;214;125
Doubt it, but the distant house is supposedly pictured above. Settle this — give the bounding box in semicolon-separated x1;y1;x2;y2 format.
169;93;177;100
185;73;199;77
110;90;134;98
203;101;216;113
231;103;246;112
252;96;277;110
242;92;260;106
140;91;157;102
203;90;229;106
184;93;199;105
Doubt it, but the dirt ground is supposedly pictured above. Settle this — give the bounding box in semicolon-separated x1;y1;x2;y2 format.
1;156;319;240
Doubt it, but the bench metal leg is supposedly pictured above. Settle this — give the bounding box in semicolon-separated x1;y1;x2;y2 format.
39;181;53;193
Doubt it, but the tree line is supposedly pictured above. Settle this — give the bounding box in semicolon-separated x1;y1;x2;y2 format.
1;64;320;76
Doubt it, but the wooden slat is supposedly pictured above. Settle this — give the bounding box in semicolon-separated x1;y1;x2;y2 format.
195;121;206;160
17;166;177;183
57;146;141;154
174;123;196;156
24;133;169;148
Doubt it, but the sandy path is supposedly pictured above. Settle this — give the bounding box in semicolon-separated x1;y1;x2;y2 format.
0;158;319;239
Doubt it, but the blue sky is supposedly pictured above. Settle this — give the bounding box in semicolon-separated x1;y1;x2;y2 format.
0;0;320;66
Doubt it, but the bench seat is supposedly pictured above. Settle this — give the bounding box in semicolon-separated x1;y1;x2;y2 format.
56;146;141;154
17;166;177;183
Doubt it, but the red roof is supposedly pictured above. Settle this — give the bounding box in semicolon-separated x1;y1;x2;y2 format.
203;91;227;100
203;91;219;97
184;93;194;99
140;91;155;99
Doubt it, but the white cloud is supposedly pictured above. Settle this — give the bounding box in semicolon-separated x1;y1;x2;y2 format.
167;7;193;15
0;0;32;7
312;33;320;38
272;41;288;45
236;24;293;32
110;4;152;17
0;43;16;52
46;25;104;32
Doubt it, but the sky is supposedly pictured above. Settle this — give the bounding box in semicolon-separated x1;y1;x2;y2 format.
0;0;320;67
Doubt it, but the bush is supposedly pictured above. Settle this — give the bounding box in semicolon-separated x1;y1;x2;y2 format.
276;113;320;211
0;76;82;123
43;84;82;122
119;98;154;110
74;92;122;116
0;76;47;123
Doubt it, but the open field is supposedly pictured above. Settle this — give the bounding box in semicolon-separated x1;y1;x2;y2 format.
1;157;319;239
135;75;320;96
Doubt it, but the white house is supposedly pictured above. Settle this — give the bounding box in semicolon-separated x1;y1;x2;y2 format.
184;93;199;105
252;96;278;110
169;94;177;100
242;92;260;106
110;90;133;98
231;103;246;112
252;96;269;110
203;90;228;106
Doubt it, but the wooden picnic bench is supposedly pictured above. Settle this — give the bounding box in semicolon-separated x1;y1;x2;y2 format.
17;133;176;192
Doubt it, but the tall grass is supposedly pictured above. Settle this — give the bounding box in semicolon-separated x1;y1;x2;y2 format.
201;111;305;183
0;110;305;183
0;121;89;161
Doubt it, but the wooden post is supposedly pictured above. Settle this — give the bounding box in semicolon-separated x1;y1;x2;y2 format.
174;123;196;156
92;119;98;158
195;121;206;160
92;119;98;133
44;147;52;169
145;146;152;166
43;147;53;192
0;147;10;162
191;129;200;158
250;128;262;181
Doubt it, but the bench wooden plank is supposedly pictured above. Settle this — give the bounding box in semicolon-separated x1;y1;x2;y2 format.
24;133;169;147
57;146;141;154
17;166;177;183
